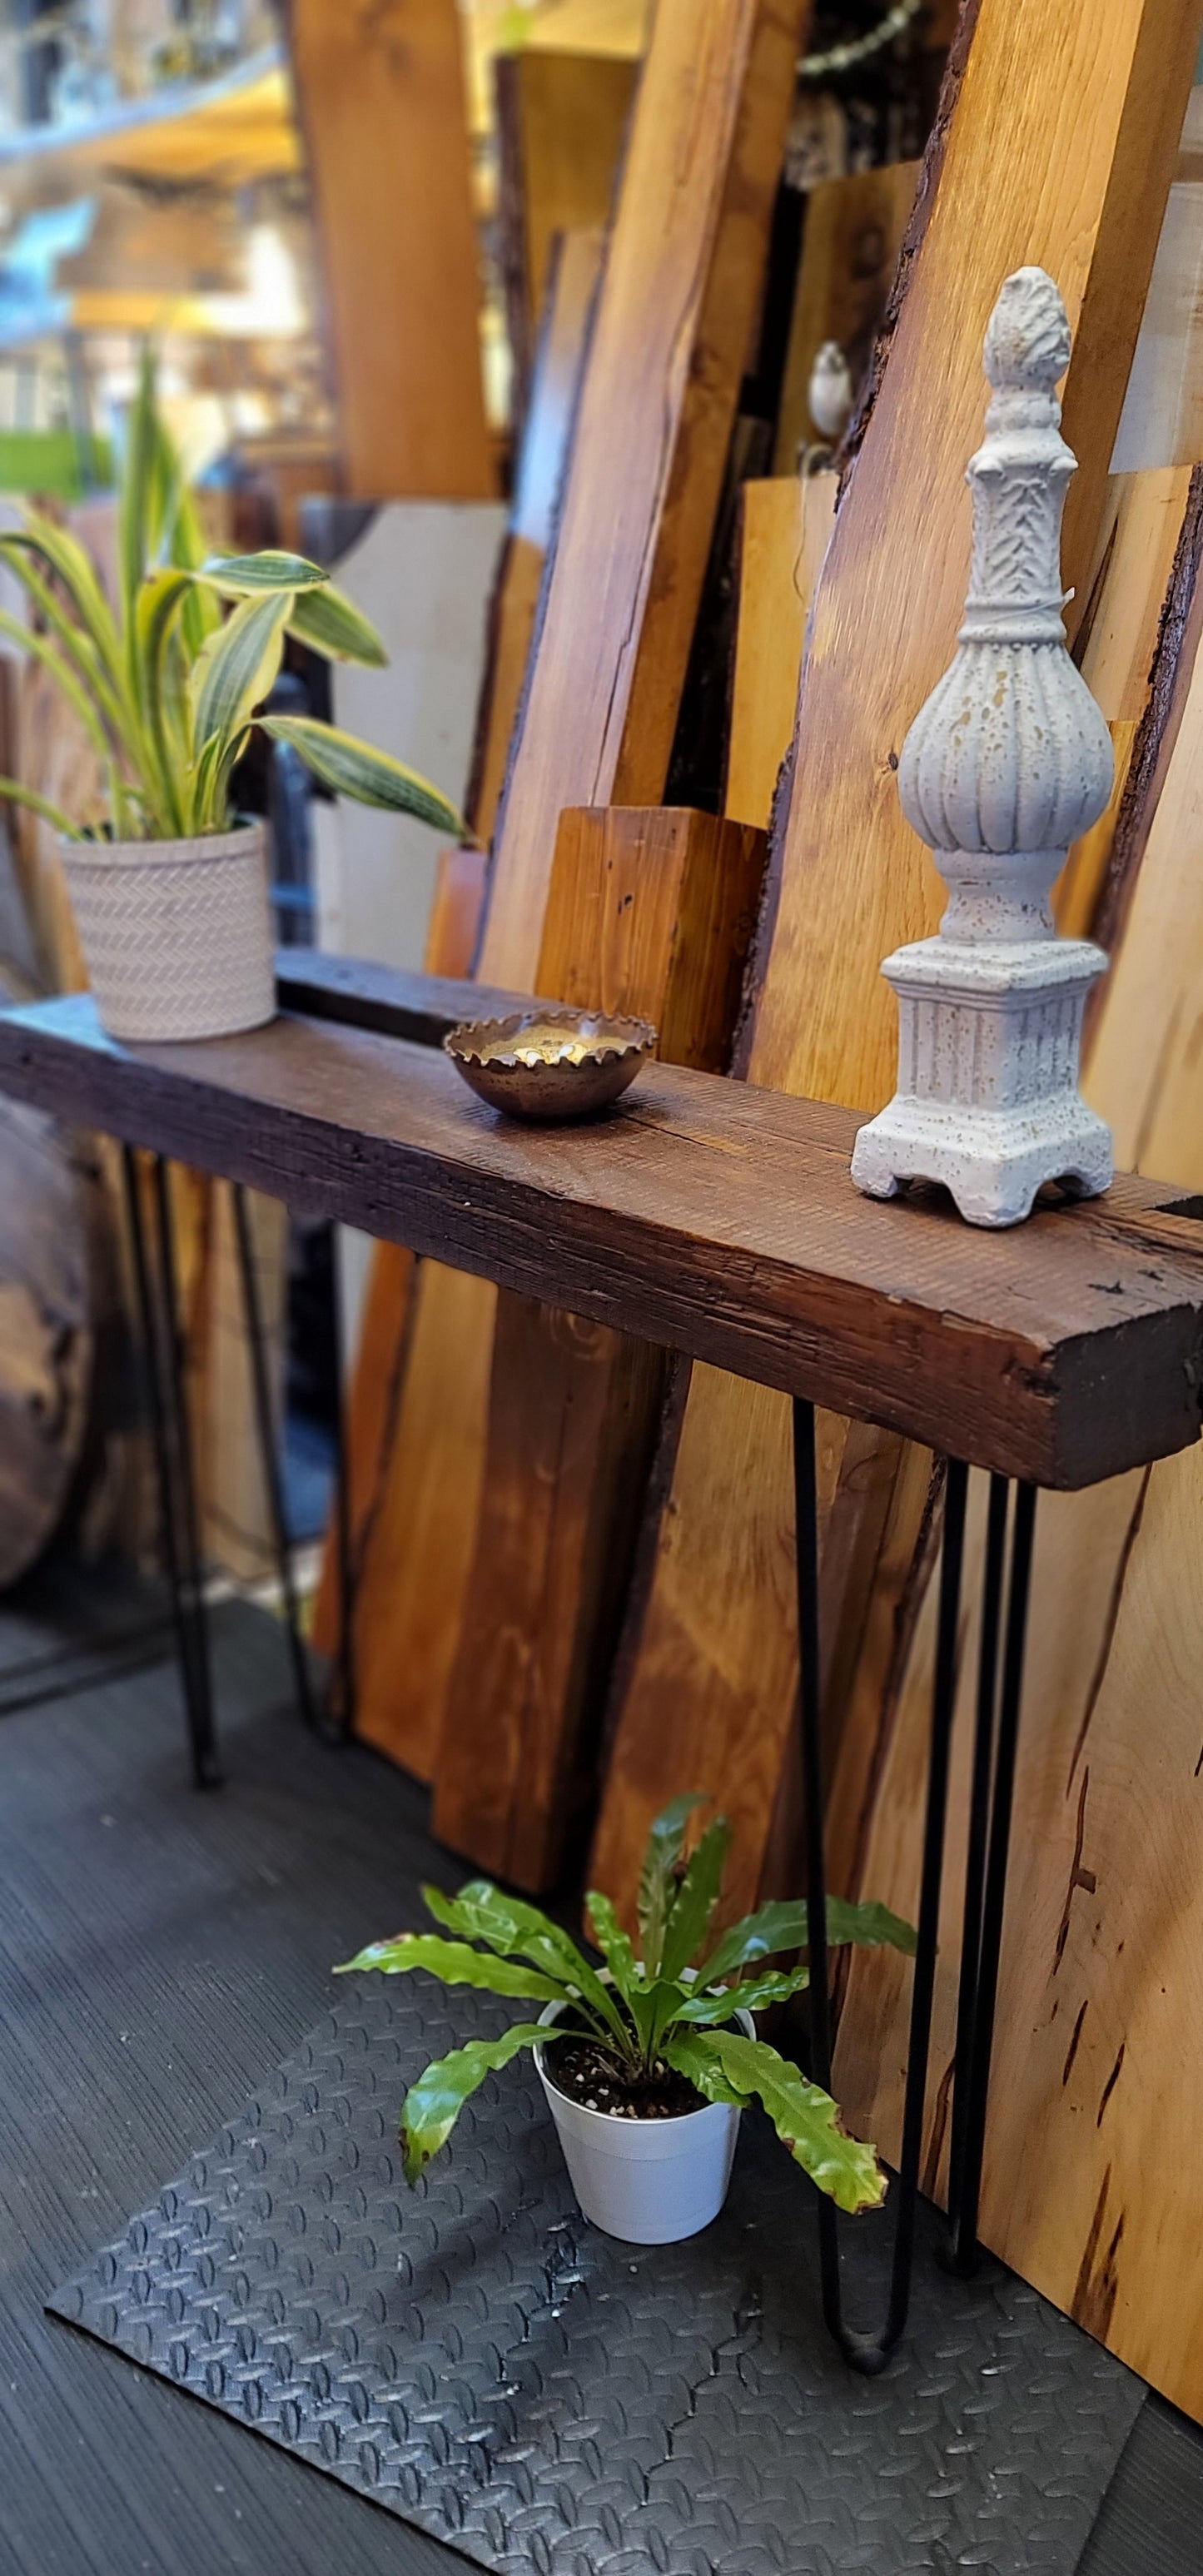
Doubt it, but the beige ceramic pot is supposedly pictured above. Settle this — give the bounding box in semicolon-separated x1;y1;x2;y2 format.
60;821;275;1044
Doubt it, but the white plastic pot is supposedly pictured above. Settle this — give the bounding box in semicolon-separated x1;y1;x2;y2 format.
60;822;275;1043
535;2000;753;2245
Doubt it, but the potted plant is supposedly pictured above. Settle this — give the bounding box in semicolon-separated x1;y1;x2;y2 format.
338;1793;915;2245
0;355;463;1044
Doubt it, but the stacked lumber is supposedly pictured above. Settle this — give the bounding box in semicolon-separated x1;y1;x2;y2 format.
343;0;807;1789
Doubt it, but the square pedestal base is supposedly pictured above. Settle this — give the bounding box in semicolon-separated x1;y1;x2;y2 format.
852;1092;1114;1228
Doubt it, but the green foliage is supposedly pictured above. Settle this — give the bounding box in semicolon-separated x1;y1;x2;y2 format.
338;1794;916;2211
0;346;463;846
660;2029;885;2215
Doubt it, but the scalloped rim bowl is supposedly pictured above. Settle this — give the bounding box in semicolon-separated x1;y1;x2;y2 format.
443;1007;657;1123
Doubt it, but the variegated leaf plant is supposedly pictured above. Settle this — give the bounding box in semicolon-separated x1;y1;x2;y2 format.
0;350;464;847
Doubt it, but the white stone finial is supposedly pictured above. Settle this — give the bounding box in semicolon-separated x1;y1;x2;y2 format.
808;339;853;442
850;266;1115;1229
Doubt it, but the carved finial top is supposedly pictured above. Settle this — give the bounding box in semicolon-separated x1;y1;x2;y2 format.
897;264;1112;862
982;266;1071;394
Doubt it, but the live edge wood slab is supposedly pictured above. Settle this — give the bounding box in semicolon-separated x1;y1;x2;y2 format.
2;987;1203;1494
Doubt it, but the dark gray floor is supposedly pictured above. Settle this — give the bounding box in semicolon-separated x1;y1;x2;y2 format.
0;1571;1200;2576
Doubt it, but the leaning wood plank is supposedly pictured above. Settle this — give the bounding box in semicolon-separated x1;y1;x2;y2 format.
480;0;807;987
725;475;834;831
494;48;635;412
348;0;805;1775
469;228;606;846
1057;465;1195;937
286;0;493;499
308;848;488;1669
590;0;1203;1929
1111;89;1203;473
773;162;918;473
432;806;766;1886
321;227;603;1762
833;556;1203;2423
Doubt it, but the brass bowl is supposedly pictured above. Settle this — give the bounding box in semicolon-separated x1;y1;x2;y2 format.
444;1007;657;1122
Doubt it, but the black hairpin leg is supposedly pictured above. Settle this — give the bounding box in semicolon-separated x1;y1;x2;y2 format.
947;1478;1036;2273
121;1147;221;1788
796;1398;967;2372
230;1181;319;1735
946;1471;1010;2230
326;1219;355;1739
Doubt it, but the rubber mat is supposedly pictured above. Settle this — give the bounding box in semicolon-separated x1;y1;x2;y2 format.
49;1981;1142;2576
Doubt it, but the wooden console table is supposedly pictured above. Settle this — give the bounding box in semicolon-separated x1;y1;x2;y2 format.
2;957;1201;2372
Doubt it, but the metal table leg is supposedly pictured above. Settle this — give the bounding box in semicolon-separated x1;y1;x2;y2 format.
326;1216;356;1740
947;1478;1037;2273
230;1180;320;1735
795;1398;967;2371
121;1148;221;1788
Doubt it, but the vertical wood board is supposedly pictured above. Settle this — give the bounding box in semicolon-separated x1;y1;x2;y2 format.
480;0;808;987
286;0;494;500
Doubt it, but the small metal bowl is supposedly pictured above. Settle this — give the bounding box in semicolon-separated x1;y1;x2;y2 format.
444;1007;657;1122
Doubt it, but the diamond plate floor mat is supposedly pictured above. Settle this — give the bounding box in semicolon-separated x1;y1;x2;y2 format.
48;1983;1142;2576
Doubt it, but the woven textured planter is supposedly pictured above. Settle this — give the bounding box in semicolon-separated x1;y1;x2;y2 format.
61;822;275;1043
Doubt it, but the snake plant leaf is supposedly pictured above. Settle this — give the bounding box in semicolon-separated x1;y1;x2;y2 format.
119;344;160;634
184;729;226;836
0;607;113;770
660;1813;733;1982
260;716;465;833
335;1932;568;2003
196;549;331;595
285;579;388;667
698;1895;917;1988
190;588;291;758
422;1881;629;2050
135;566;191;692
637;1793;709;1979
669;1962;812;2024
0;535;133;761
134;568;193;830
401;2022;549;2186
2;515;124;686
0;776;83;838
663;2028;886;2213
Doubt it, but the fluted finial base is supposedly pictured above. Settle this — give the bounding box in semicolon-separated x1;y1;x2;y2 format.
850;929;1111;1228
